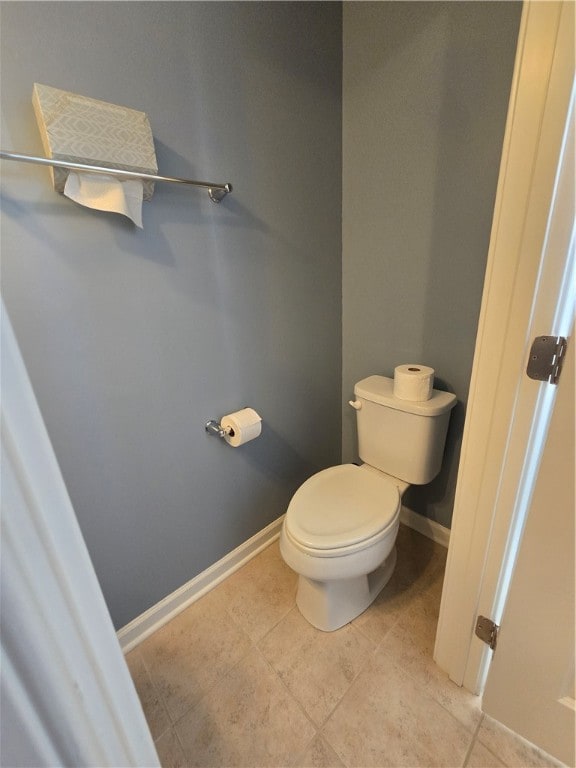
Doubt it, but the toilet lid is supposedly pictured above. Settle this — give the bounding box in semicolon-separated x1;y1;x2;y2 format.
286;464;400;550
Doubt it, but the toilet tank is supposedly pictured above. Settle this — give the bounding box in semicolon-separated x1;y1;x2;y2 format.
354;375;457;485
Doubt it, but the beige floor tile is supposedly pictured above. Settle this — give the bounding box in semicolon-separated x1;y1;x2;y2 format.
138;588;253;723
476;715;566;768
422;554;447;604
351;567;420;644
379;593;482;731
322;651;473;767
154;728;188;768
352;527;446;645
125;528;559;768
466;739;506;767
175;647;316;767
126;649;171;740
259;607;376;726
295;735;345;768
218;541;298;642
394;524;446;592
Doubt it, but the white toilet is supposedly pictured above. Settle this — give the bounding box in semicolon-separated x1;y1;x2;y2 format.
280;374;456;632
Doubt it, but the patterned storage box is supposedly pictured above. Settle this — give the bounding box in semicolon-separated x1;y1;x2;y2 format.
32;83;158;200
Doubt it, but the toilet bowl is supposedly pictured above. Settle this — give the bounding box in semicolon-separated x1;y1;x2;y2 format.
280;463;406;631
280;374;457;632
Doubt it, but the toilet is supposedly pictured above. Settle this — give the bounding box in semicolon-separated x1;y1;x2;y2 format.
280;374;456;631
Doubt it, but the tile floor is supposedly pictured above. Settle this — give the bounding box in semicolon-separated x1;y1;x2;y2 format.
127;524;564;768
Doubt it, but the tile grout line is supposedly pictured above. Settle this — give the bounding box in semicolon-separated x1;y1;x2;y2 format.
363;574;485;741
137;545;300;752
251;644;321;766
318;718;352;768
353;606;403;649
287;730;319;768
254;615;380;765
304;547;450;766
146;594;259;734
254;641;318;729
170;717;189;765
375;636;483;741
314;630;384;768
253;595;298;646
169;629;259;732
130;648;174;743
462;713;485;768
167;638;301;767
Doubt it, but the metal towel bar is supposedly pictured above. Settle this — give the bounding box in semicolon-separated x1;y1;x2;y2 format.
0;149;232;203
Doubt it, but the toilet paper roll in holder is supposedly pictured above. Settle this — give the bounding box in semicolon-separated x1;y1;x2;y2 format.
205;419;233;438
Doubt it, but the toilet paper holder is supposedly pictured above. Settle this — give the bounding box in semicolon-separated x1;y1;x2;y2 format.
205;419;233;438
205;408;262;447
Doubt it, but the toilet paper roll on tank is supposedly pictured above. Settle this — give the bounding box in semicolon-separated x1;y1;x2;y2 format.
393;364;435;401
221;408;262;447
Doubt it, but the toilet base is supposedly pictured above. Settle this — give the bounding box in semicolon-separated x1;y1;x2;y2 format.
295;547;397;632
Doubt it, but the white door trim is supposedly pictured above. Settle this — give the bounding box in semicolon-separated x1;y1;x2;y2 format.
434;0;575;693
0;301;159;767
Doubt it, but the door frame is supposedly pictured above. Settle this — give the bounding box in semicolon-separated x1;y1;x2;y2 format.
434;0;575;694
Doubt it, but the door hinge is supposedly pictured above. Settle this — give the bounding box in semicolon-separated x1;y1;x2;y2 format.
526;335;568;385
475;615;499;650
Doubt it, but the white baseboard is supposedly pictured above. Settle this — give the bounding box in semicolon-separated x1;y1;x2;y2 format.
118;508;447;652
400;506;450;549
117;515;285;653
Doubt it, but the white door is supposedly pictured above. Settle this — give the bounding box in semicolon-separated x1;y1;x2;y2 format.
435;1;575;762
482;335;575;766
0;302;160;767
435;0;575;700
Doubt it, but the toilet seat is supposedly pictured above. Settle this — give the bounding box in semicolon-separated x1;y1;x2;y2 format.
285;464;400;557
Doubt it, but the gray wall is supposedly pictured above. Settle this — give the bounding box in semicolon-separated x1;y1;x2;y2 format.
342;2;521;526
0;2;342;628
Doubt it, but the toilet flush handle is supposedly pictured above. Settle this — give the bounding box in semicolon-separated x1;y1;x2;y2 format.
348;399;362;410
